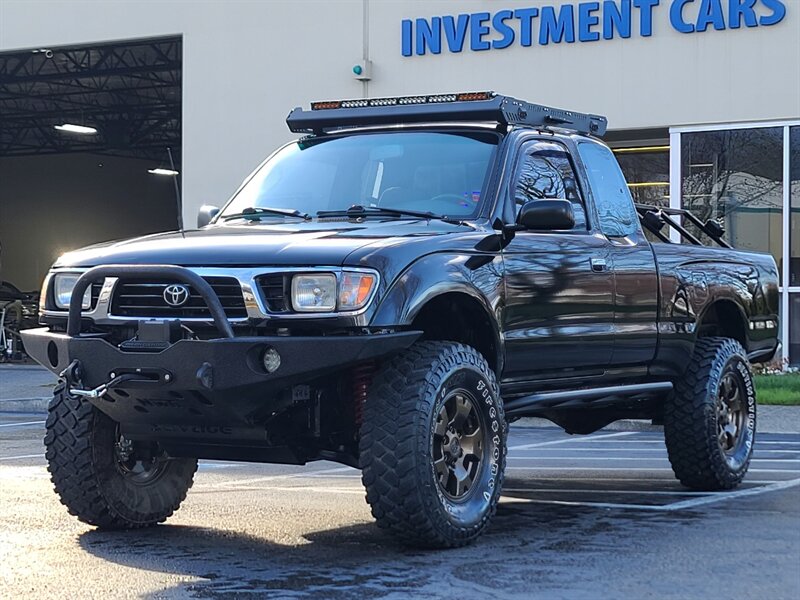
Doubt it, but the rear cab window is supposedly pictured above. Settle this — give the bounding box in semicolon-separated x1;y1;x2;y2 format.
576;141;640;238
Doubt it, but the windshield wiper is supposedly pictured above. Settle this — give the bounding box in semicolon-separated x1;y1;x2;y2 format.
222;206;311;221
317;205;471;226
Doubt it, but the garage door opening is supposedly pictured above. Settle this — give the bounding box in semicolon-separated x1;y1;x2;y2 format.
0;36;182;293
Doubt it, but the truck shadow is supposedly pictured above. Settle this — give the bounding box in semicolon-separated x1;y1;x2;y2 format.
77;493;699;598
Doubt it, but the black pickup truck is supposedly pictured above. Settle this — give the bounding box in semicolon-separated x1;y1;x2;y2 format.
21;92;780;548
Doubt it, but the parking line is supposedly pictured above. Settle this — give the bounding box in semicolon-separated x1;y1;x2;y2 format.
506;466;800;473
502;487;757;496
506;478;800;511
0;421;45;428
507;456;800;463
659;478;800;510
199;466;356;489
0;454;43;461
513;448;798;455
508;431;637;451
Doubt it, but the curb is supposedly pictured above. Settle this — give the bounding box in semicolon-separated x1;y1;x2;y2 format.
0;397;50;414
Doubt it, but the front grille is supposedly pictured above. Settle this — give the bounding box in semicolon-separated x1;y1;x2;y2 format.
110;277;247;319
256;274;292;313
89;282;103;308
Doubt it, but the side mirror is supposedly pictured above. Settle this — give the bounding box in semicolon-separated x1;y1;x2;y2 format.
197;204;221;228
517;199;575;231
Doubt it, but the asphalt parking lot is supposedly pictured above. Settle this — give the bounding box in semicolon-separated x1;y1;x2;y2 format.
1;407;799;600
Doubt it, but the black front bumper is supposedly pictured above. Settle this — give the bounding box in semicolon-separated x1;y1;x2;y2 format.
21;327;420;428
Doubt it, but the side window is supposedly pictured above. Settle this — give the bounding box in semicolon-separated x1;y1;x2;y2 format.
514;141;587;230
577;141;639;238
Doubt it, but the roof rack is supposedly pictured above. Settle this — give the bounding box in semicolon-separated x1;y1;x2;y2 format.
286;91;607;137
635;204;731;248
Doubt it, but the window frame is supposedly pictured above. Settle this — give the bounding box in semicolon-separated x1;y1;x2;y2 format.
670;118;800;367
510;138;592;234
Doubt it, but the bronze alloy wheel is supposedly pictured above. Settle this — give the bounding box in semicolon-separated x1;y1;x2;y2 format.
717;371;747;457
433;390;486;501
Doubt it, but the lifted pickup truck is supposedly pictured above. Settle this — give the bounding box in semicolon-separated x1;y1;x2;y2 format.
22;92;780;548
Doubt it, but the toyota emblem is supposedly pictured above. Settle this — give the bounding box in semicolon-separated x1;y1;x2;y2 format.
163;284;190;307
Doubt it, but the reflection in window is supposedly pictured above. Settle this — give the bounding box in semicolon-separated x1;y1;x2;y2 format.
790;127;799;286
514;141;587;230
578;141;639;238
614;146;670;208
681;128;783;265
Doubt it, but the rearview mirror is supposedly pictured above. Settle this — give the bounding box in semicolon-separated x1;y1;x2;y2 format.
517;199;575;231
197;204;221;228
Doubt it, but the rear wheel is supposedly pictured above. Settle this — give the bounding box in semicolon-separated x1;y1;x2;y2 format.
360;341;506;548
45;383;197;528
664;337;756;490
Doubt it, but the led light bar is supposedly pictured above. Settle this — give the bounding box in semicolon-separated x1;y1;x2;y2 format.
288;92;607;137
310;91;494;112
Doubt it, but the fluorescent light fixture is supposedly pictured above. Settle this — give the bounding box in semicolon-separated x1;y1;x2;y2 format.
147;168;179;176
627;182;670;188
54;123;98;135
612;145;670;154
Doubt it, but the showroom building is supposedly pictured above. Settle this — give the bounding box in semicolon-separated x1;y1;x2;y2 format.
0;0;798;363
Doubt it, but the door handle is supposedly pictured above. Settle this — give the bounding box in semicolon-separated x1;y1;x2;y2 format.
590;258;607;272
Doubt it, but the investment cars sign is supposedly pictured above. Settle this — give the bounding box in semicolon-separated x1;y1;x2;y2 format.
401;0;787;55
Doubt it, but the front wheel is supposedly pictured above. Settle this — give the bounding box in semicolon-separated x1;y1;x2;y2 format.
44;383;197;528
664;337;756;490
359;342;507;548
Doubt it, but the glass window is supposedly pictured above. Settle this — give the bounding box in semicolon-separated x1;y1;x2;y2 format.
681;128;783;265
790;294;799;366
221;131;499;220
577;141;640;237
514;141;587;230
614;146;670;208
790;127;799;287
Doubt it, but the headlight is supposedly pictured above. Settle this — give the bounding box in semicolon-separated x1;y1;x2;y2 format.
290;272;377;313
291;274;337;312
338;272;376;311
53;273;91;310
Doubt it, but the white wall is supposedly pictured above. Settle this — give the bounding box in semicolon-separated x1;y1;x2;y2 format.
1;0;798;227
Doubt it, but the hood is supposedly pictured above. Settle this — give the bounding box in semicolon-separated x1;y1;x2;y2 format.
54;219;468;268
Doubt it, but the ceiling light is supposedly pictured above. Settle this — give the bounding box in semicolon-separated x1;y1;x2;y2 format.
54;123;98;135
612;145;670;153
147;168;179;176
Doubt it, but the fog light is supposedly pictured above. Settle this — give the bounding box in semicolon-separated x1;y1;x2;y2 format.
262;347;281;373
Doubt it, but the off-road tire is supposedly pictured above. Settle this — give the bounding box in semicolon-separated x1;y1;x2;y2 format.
664;337;756;490
360;341;507;548
44;383;197;528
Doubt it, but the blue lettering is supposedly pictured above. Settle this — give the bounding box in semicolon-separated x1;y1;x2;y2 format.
515;7;539;46
579;2;601;41
696;0;726;31
539;5;576;44
729;0;758;28
443;14;470;52
470;12;491;50
492;10;516;49
759;0;786;25
634;0;660;36
415;17;441;55
670;0;695;33
401;19;413;56
604;0;632;38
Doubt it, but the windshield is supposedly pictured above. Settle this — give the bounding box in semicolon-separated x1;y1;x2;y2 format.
219;131;499;221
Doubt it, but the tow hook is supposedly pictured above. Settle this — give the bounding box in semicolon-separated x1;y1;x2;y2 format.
59;359;148;399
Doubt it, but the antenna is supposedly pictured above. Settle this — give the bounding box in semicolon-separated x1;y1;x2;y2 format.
166;147;183;230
